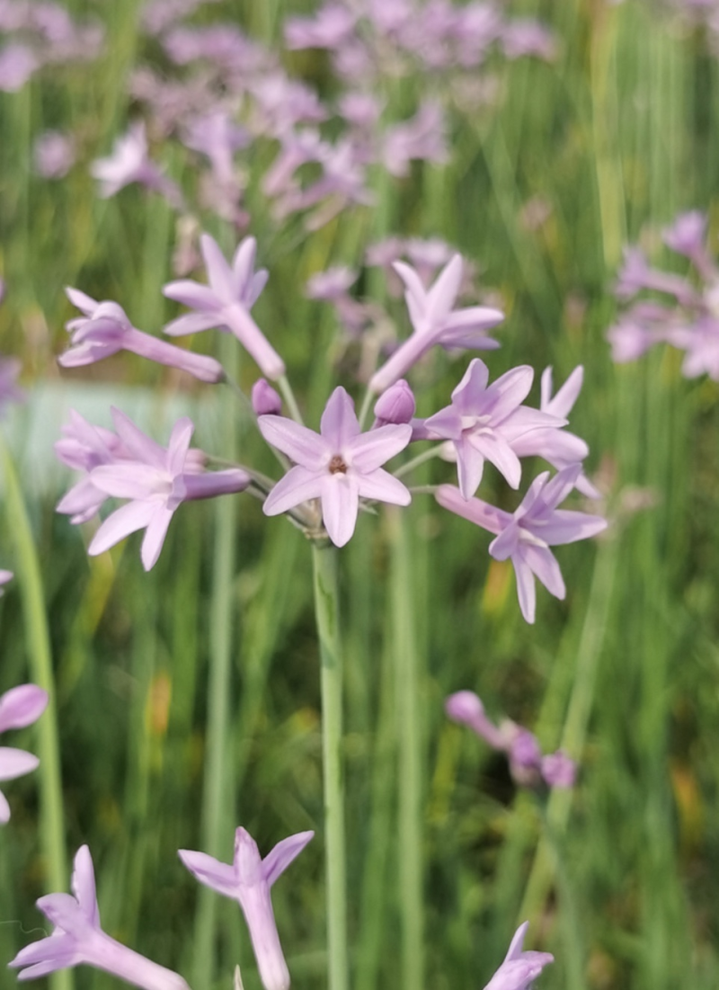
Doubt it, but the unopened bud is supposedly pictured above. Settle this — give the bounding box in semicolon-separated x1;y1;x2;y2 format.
252;379;282;416
373;379;415;426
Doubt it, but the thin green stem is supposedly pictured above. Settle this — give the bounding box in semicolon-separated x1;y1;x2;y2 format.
278;374;304;425
193;339;238;989
311;544;348;990
0;435;71;990
387;508;424;990
357;388;374;432
393;446;443;479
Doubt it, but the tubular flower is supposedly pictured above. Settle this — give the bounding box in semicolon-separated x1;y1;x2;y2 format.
483;922;553;990
179;827;314;990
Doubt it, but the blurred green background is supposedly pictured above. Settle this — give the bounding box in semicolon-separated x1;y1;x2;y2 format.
2;1;719;988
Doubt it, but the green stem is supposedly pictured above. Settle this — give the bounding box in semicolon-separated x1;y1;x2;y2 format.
311;544;348;990
387;508;424;990
193;339;238;989
278;374;304;425
0;435;71;990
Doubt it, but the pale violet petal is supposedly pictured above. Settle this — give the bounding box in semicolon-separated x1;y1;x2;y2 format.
178;849;239;899
523;544;565;599
262;831;314;887
71;846;99;925
0;747;39;781
320;387;360;449
320;473;360;547
263;466;325;516
511;553;536;625
356;469;411;506
88;501;157;557
258;417;328;468
141;505;175;571
162;279;222;312
0;684;48;732
349;423;411;472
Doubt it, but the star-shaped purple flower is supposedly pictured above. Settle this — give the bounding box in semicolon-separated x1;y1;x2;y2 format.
424;358;564;497
482;922;553;990
369;255;504;393
163;233;285;380
179;826;314;990
258;386;412;547
9;845;189;989
436;465;607;623
0;684;47;824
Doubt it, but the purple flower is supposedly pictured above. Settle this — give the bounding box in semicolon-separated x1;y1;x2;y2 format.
285;4;357;49
252;379;283;416
61;408;250;570
259;386;412;547
0;42;39;91
436;465;607;623
373;379;416;426
0;356;26;414
163;233;285;380
179;826;314;990
0;684;47;824
9;845;189;989
60;288;225;383
369;255;504;393
424;359;564;497
33;129;76;178
445;690;575;790
90;122;182;206
381;101;448;178
483;922;553;990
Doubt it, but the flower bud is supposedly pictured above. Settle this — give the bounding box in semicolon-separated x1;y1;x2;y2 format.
373;379;415;426
252;379;282;416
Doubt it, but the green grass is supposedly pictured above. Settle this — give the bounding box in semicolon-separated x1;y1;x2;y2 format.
2;1;719;988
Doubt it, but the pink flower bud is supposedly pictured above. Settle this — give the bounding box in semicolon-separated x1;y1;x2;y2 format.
373;379;415;426
252;379;283;416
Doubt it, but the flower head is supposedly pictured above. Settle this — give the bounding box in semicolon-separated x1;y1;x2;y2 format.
0;684;48;824
9;845;189;989
179;827;314;990
163;234;285;380
90;122;182;206
259;386;411;547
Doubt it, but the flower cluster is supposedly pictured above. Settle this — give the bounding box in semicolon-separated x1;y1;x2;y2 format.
607;210;719;380
446;690;576;790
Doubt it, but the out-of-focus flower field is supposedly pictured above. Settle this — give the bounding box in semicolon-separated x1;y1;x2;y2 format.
2;1;719;989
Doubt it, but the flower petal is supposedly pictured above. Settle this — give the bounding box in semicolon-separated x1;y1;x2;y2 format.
178;849;239;899
349;423;411;472
262;831;314;887
141;504;175;571
320;474;360;547
0;747;39;781
320;387;360;449
88;501;156;557
258;417;328;468
263;466;324;516
356;468;411;506
0;684;48;732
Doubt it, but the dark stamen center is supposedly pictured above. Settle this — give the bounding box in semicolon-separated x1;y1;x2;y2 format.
329;454;348;474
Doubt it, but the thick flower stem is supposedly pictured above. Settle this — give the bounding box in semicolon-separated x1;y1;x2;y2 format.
312;544;348;990
0;435;72;990
387;508;424;990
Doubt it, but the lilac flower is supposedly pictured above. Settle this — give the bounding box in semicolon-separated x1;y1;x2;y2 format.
483;922;553;990
252;379;282;416
179;826;314;990
60;288;225;383
33;129;75;178
181;109;250;186
9;845;189;989
61;408;250;570
424;359;564;497
90;122;182;206
0;684;47;824
436;465;607;622
0;356;26;414
259;386;411;547
0;43;39;91
285;4;357;49
369;255;504;393
381;102;448;178
445;690;575;790
373;379;416;426
163;234;285;380
501;20;557;61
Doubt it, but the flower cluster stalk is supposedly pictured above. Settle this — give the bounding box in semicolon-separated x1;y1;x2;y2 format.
312;544;348;990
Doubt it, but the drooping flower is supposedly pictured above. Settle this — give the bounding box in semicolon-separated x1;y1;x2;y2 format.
0;684;48;824
259;386;412;547
60;288;226;383
369;255;504;393
482;922;554;990
424;359;564;497
436;465;607;623
179;826;314;990
445;690;576;790
163;233;285;380
58;408;250;570
9;845;189;989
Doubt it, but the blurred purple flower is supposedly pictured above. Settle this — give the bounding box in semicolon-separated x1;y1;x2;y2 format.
0;684;47;824
285;4;357;49
252;378;282;416
0;570;12;594
60;288;225;383
59;408;249;570
259;386;411;547
179;826;314;990
163;233;285;380
9;845;189;988
0;356;26;414
483;922;553;990
424;358;563;496
33;129;75;178
501;19;557;61
445;689;576;790
370;255;504;393
90;122;183;206
0;42;39;91
181;109;250;186
436;465;607;622
381;102;448;177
